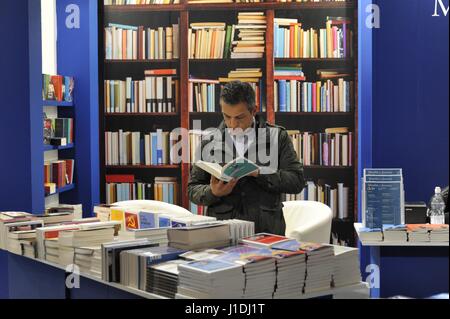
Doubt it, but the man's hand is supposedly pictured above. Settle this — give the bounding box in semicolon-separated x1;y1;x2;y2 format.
210;176;238;197
248;169;260;178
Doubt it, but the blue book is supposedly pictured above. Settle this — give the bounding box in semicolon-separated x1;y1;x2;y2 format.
168;183;174;204
140;138;145;164
139;211;158;229
278;80;287;112
162;183;169;203
141;246;187;267
156;130;163;165
151;133;157;165
110;81;115;113
108;23;138;31
274;23;278;57
159;215;171;228
286;82;291;112
308;83;312;112
280;28;285;58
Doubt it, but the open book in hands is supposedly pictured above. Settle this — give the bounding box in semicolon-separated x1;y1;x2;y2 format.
195;157;259;182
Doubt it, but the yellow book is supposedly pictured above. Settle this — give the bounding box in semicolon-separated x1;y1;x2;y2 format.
218;77;260;83
294;25;299;58
326;20;332;58
110;208;125;229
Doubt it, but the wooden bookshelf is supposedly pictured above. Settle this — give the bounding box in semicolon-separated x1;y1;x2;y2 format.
99;0;359;239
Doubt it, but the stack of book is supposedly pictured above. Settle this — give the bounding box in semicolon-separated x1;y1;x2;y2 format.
382;224;408;242
331;245;361;288
356;226;383;242
167;223;230;250
271;249;307;299
177;259;245;299
407;224;431;242
104;23;179;60
147;260;189;298
44;204;82;222
231;12;266;59
101;238;155;282
218;68;263;111
120;245;186;290
74;246;102;278
119;228;169;245
428;224;449;242
291;242;335;294
45;239;60;263
215;245;276;299
3;219;44;257
169;215;218;227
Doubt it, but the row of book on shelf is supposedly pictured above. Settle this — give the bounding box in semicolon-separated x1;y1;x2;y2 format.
286;180;350;219
44;160;75;194
189;68;263;112
104;129;178;166
1;204;361;299
42;74;74;102
105;175;179;205
274;16;353;59
189;12;266;59
289;127;353;167
188;127;353;166
43;116;74;145
105;15;353;61
274;66;353;113
104;69;178;114
105;23;179;60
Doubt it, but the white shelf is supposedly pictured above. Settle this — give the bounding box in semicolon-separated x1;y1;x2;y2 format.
354;223;449;247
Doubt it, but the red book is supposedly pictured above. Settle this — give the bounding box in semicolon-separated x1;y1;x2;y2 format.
105;174;135;183
274;76;306;81
144;69;177;76
241;233;293;248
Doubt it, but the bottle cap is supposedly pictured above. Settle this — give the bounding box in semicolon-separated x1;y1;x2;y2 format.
435;187;441;194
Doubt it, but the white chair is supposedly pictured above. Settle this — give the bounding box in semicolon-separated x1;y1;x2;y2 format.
112;200;193;218
283;200;332;244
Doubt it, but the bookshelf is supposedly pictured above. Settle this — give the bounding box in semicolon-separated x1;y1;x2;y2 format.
99;0;358;245
43;79;76;209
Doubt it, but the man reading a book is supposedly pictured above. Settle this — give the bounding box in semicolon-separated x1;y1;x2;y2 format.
188;81;305;235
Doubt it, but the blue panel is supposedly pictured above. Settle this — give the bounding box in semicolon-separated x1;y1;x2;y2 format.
0;250;8;299
8;254;66;299
70;277;109;299
358;0;373;279
379;247;449;298
56;0;100;216
372;0;449;201
0;0;34;213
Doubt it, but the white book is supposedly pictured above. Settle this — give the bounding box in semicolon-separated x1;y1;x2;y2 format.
338;183;345;219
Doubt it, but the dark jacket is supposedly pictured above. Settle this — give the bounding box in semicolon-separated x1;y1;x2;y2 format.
188;115;305;235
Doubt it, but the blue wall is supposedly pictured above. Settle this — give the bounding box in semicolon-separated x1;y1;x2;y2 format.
0;0;42;299
372;0;449;202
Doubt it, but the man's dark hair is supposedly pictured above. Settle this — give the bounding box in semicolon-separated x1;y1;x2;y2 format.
220;81;256;112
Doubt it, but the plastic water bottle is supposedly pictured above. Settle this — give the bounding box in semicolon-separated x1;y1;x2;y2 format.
429;187;446;224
